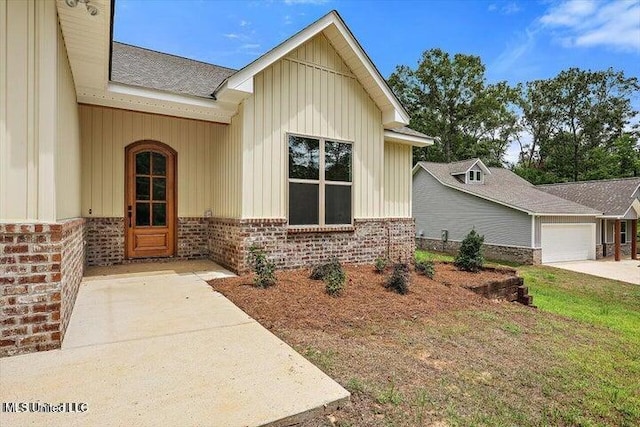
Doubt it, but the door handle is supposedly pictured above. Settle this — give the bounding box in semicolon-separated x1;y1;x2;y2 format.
127;205;132;228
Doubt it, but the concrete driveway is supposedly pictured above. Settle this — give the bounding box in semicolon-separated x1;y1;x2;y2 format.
547;259;640;285
0;260;349;427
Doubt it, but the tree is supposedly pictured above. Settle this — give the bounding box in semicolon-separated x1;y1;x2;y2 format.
388;49;518;165
515;68;639;182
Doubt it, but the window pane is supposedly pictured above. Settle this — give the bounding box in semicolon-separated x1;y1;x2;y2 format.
326;185;351;225
289;136;319;180
136;176;150;200
289;183;319;225
325;141;352;182
153;178;166;201
136;203;150;226
152;152;166;176
469;171;474;181
152;203;167;226
136;152;150;175
476;171;481;181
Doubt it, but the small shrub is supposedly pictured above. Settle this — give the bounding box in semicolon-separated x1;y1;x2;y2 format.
385;262;410;295
324;267;346;296
415;259;435;279
248;245;276;288
310;257;341;280
454;229;485;272
374;256;389;273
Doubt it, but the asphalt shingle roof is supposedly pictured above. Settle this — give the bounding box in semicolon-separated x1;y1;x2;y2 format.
417;160;602;215
537;178;640;217
111;42;237;98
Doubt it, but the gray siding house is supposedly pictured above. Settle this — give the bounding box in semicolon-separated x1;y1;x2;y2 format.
413;159;602;264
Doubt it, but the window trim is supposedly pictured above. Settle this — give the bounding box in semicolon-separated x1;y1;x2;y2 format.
287;132;354;228
620;220;627;244
476;170;481;182
468;171;475;182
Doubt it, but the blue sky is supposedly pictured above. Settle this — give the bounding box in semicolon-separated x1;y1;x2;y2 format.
114;0;640;161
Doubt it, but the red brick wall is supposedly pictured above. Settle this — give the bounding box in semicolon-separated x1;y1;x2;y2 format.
209;218;416;274
1;218;85;357
178;217;208;259
85;217;124;266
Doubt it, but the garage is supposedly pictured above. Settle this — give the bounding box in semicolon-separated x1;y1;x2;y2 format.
541;223;596;263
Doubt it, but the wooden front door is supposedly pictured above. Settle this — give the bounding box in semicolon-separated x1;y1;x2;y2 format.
125;141;176;259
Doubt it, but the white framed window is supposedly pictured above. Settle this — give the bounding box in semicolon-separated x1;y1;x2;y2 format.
620;221;627;244
469;171;475;181
476;170;481;181
288;134;352;226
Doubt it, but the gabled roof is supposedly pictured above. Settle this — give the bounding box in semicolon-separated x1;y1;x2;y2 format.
538;177;640;218
213;10;410;128
414;160;602;216
111;42;236;99
449;159;491;176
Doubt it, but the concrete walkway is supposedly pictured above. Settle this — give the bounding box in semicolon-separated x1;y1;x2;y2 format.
0;260;349;427
547;259;640;285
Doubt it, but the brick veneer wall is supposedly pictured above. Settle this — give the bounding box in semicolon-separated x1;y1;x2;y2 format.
1;218;85;357
178;217;208;259
416;237;541;265
208;217;416;274
85;217;124;266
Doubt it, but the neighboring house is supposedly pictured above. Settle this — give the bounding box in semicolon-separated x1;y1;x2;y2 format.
0;1;434;356
538;178;640;261
412;159;603;264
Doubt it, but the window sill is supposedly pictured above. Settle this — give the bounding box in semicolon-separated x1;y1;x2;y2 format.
287;225;355;234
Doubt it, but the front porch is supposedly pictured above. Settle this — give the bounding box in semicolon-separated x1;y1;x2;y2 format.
601;218;638;261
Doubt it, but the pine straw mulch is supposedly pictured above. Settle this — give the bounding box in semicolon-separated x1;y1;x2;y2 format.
207;263;515;333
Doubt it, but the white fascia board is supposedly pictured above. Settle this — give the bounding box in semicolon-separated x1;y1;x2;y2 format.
384;130;434;147
535;213;602;217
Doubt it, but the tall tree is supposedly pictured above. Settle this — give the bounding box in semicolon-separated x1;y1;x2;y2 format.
388;49;518;165
516;68;639;182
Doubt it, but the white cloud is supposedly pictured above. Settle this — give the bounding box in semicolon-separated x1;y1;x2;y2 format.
540;0;640;51
223;33;240;39
241;43;261;50
284;14;293;25
488;1;522;15
240;20;249;27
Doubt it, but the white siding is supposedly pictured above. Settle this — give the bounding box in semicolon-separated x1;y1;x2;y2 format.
413;169;532;247
0;0;59;221
241;34;385;219
535;216;599;247
79;105;230;218
56;22;81;220
384;142;412;217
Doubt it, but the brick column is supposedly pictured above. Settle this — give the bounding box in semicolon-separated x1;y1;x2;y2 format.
632;219;638;260
614;219;621;262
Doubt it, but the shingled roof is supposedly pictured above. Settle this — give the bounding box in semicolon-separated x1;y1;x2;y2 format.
538;178;640;218
415;160;602;216
111;42;237;98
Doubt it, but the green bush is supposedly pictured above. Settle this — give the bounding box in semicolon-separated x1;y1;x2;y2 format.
248;245;276;288
324;267;346;296
385;262;410;295
310;258;342;280
454;229;485;272
374;256;389;273
415;259;435;279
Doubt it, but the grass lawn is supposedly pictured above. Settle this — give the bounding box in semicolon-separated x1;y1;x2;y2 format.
212;251;640;426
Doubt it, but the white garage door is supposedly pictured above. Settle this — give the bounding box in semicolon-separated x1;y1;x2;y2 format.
541;224;596;263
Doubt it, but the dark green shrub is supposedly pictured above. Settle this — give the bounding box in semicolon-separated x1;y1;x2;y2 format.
248;245;276;288
324;267;346;296
415;259;435;279
454;229;485;272
374;256;389;273
310;258;341;280
385;262;410;295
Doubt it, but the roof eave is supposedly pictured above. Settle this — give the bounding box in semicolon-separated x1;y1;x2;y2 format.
384;130;434;147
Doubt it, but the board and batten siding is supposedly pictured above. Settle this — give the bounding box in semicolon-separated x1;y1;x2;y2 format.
412;169;532;247
0;0;65;222
240;33;385;219
56;21;82;221
79;104;235;218
535;216;599;247
384;142;412;217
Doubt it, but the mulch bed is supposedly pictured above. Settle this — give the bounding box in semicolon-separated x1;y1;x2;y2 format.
208;263;516;332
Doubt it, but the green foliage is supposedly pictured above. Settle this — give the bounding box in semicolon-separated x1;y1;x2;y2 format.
388;48;519;165
415;259;435;279
454;229;485;272
374;256;389;273
385;262;410;294
515;68;639;182
248;245;276;288
310;257;342;280
324;266;346;297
